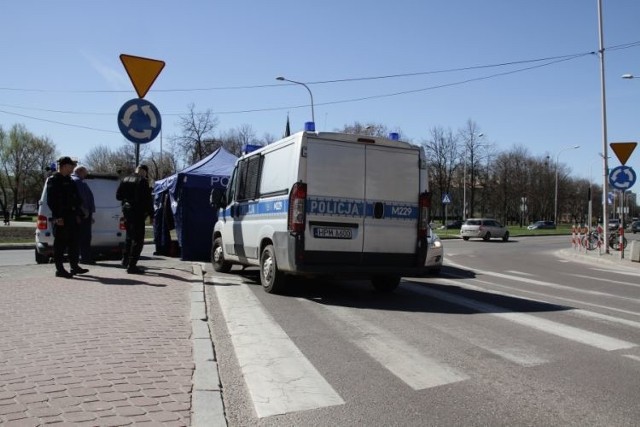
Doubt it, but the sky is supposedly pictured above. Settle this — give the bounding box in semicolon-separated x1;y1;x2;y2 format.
1;0;640;186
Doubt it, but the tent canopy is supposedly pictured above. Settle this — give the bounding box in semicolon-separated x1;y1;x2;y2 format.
153;146;237;196
152;147;237;261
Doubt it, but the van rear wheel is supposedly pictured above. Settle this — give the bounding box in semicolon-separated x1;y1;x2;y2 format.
35;249;49;264
211;237;232;273
260;244;286;294
371;275;401;292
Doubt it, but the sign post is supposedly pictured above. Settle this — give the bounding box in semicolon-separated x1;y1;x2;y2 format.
442;193;451;230
118;54;165;166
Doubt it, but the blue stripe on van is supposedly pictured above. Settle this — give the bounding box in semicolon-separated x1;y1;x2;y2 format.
308;196;418;220
223;196;418;221
307;197;365;217
365;202;419;220
223;197;289;217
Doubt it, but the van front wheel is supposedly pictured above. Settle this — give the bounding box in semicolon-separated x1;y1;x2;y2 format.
371;275;401;292
260;244;286;294
211;237;232;273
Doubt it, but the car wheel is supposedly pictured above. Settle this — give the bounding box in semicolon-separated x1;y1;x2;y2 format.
35;249;49;264
483;232;491;241
502;231;509;242
211;237;232;273
371;275;401;292
260;244;286;294
462;236;470;241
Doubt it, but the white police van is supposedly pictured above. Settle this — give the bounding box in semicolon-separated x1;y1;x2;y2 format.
35;174;126;263
210;131;430;293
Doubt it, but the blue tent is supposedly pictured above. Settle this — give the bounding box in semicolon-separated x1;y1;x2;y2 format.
153;147;237;261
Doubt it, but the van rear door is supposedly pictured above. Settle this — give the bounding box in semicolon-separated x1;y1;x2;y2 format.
362;144;419;259
304;138;366;258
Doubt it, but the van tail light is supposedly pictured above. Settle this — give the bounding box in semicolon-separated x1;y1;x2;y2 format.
37;215;48;230
288;182;307;233
418;192;431;239
119;216;126;231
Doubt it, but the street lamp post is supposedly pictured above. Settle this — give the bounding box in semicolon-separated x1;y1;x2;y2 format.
276;76;315;126
554;145;580;226
588;153;607;230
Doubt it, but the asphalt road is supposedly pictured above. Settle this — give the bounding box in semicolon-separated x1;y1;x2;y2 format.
204;235;640;426
3;235;640;426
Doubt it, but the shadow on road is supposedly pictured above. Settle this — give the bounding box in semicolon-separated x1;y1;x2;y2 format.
209;266;571;315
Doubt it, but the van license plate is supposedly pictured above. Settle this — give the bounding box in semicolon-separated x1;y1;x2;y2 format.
313;227;353;239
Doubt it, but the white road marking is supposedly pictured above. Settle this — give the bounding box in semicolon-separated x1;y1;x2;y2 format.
440;273;640;319
570;309;640;330
504;270;536;277
405;282;636;351
214;282;344;418
304;301;469;390
568;273;640;289
589;268;640;278
623;354;640;362
446;260;640;304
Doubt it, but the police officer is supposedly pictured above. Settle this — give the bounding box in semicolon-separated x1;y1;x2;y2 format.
116;164;153;274
46;156;90;278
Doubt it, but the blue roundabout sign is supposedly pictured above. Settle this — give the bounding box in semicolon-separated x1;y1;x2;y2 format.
117;98;162;144
608;165;636;190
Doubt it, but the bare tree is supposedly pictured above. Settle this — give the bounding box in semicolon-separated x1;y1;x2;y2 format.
219;124;258;156
259;132;278;146
458;119;490;218
421;126;459;221
148;146;179;181
84;143;148;176
174;103;219;164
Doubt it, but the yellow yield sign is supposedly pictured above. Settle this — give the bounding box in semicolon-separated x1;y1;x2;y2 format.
120;54;165;98
609;142;637;166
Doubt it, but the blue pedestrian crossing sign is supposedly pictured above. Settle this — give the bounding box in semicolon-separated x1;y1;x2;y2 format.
442;193;452;204
608;166;636;190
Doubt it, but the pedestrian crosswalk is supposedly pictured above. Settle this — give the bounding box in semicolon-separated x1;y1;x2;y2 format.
209;273;640;419
214;280;344;418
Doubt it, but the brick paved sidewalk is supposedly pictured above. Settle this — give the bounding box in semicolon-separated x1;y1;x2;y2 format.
0;261;203;426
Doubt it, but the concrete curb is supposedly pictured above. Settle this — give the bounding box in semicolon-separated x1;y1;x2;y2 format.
190;262;227;427
555;247;638;270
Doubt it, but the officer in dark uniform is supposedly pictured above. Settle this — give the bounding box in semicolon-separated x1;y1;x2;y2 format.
116;164;154;274
46;156;90;278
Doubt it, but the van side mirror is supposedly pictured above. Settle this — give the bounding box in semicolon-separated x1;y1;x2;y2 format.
210;188;226;209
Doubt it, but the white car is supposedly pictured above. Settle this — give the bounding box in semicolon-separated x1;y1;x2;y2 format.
35;174;126;263
425;228;443;274
460;218;509;242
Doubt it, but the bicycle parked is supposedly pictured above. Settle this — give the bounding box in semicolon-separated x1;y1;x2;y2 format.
608;229;628;251
581;227;627;251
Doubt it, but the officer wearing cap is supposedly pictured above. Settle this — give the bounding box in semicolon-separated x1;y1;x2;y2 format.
116;164;154;274
46;156;90;278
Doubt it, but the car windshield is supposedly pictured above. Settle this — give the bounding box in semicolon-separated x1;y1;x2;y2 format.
466;220;481;226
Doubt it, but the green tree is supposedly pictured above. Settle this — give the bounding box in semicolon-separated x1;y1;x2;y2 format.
0;124;56;216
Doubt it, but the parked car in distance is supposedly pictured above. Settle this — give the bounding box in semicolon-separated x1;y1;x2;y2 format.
460;218;509;242
425;227;443;274
629;221;640;234
35;174;126;264
440;220;464;230
607;219;621;231
527;220;556;230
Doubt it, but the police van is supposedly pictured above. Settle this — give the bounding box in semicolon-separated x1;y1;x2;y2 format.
210;131;430;294
35;174;126;263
